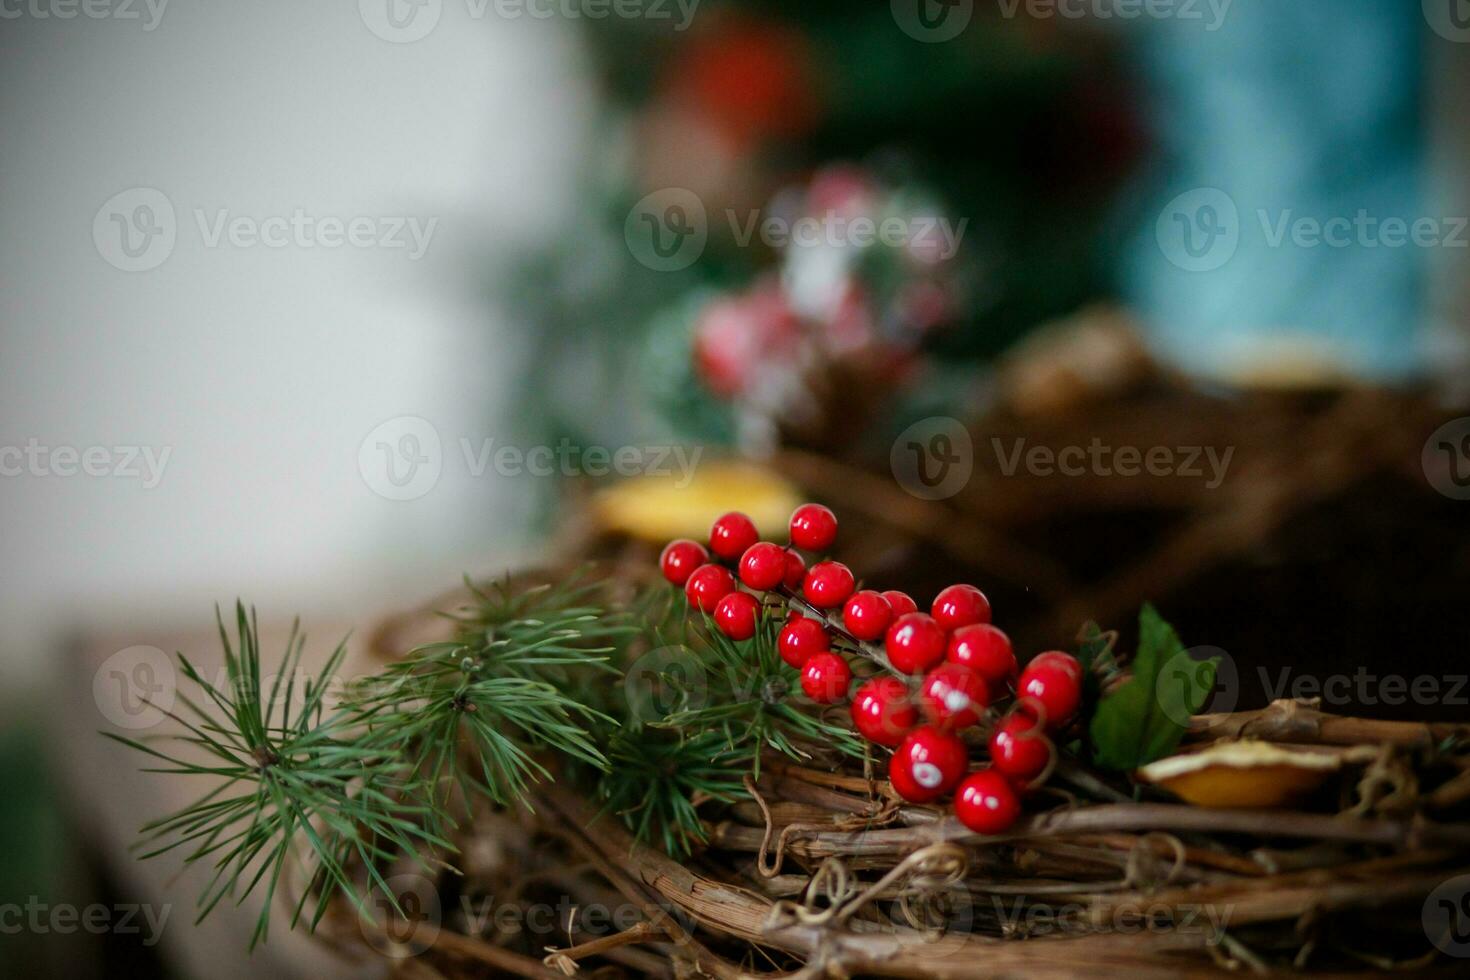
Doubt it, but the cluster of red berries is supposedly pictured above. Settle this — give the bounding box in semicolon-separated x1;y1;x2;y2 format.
658;504;1086;836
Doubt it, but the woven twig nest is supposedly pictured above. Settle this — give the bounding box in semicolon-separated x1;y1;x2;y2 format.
308;562;1470;980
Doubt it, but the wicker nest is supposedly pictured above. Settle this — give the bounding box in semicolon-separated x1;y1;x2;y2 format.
298;560;1470;980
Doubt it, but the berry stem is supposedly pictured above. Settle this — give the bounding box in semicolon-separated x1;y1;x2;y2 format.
779;586;906;680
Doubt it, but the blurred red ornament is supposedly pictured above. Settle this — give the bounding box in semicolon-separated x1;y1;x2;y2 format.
693;282;800;398
661;16;821;151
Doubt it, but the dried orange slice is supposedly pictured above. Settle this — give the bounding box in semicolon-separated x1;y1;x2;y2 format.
592;459;802;544
1137;741;1340;809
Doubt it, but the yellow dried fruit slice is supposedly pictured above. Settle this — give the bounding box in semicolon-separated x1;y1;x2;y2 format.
1136;741;1340;809
591;459;802;544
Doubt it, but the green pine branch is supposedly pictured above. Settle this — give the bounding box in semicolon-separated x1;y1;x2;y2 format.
104;603;447;949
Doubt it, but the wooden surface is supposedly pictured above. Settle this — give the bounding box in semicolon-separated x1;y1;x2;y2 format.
56;615;388;980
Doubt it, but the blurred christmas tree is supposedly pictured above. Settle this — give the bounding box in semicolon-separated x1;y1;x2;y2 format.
506;1;1143;457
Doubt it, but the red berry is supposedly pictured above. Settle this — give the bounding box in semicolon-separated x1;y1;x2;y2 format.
659;539;709;586
684;564;735;613
1016;663;1081;731
738;542;788;591
800;652;851;704
713;591;761;640
881;590;919;617
789;503;837;552
947;624;1017;686
888;726;968;803
782;548;806;589
918;663;990;730
842;590;893;641
884;613;947;675
850;677;918;747
954;769;1021;835
777;615;829;668
1029;650;1083;682
802;560;855;608
709;512;759;561
931;584;991;631
988;714;1052;786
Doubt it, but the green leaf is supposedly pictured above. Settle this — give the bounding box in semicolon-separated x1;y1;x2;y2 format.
1089;605;1218;771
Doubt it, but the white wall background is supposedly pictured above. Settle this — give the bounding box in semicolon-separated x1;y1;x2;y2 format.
0;2;596;691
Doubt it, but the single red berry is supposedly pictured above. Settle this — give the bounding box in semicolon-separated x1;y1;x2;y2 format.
988;714;1052;786
684;563;735;614
659;539;709;586
918;663;990;730
842;590;893;642
888;726;968;803
884;613;947;675
709;512;759;561
782;548;806;589
802;560;855;608
801;651;852;704
947;624;1017;686
1028;650;1083;682
1016;663;1081;731
713;591;761;640
738;541;788;591
850;677;918;747
954;769;1021;835
881;590;919;617
931;584;992;631
789;503;837;552
778;615;829;668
